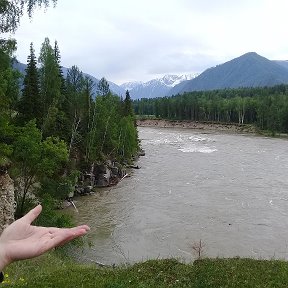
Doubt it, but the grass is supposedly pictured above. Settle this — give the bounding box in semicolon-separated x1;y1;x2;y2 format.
3;253;288;287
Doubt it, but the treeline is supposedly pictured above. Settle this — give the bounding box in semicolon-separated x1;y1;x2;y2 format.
0;37;138;220
133;85;288;133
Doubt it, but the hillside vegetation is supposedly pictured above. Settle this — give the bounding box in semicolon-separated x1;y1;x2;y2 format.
1;37;138;223
134;85;288;134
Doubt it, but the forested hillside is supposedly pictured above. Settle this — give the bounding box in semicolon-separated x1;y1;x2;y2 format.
134;85;288;133
0;35;139;221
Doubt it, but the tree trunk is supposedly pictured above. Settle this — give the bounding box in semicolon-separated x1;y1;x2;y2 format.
69;112;81;157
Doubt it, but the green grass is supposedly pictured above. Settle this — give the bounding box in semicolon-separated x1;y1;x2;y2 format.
3;253;288;287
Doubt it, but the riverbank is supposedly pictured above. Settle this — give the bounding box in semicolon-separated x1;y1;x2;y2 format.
137;119;257;134
6;252;288;287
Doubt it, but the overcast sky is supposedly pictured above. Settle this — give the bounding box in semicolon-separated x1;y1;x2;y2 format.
8;0;288;84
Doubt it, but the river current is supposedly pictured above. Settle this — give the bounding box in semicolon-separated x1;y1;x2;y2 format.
72;127;288;265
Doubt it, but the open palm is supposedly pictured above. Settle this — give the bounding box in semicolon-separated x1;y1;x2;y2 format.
0;205;89;270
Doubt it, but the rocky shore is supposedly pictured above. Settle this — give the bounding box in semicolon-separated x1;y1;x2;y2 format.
73;160;127;197
67;150;145;201
137;119;257;134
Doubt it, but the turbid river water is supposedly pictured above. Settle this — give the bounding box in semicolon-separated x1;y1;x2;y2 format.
71;127;288;265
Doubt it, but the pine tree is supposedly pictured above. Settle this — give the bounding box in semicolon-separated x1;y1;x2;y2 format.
39;38;61;113
97;77;110;96
54;40;66;97
123;90;134;117
18;42;41;124
38;37;62;136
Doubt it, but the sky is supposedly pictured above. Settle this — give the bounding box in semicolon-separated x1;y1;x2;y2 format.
7;0;288;85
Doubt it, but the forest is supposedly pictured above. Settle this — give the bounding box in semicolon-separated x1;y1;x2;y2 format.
133;85;288;133
0;36;138;223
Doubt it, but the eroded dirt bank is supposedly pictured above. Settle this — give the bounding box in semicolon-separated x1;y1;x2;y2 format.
137;119;257;134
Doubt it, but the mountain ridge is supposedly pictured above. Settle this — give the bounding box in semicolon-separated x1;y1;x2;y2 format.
168;52;288;96
121;74;196;99
13;52;288;99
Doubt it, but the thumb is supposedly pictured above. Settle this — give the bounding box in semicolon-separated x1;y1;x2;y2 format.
23;205;42;224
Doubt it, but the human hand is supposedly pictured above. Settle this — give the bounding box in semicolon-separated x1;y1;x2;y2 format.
0;205;90;270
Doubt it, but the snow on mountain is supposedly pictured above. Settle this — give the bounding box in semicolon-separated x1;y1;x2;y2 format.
121;81;144;91
167;74;198;87
120;74;197;99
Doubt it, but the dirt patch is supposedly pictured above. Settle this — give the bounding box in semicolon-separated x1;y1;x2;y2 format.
137;119;257;134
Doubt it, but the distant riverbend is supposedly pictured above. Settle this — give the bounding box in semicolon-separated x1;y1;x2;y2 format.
137;119;257;134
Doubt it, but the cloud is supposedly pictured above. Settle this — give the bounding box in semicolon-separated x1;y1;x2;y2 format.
10;0;288;84
147;52;219;75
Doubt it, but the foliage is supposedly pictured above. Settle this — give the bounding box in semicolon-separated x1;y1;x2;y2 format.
134;85;288;133
0;34;139;224
0;0;57;33
33;193;73;228
96;77;110;96
12;120;68;217
118;116;138;161
38;37;65;137
123;90;134;117
87;93;122;161
0;39;20;118
84;81;138;163
63;65;87;155
17;42;41;124
0;100;16;166
0;41;19;165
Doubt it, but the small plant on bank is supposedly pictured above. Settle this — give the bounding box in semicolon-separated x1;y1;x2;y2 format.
191;239;205;260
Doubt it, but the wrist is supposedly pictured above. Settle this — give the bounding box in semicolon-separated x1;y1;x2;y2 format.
0;245;10;271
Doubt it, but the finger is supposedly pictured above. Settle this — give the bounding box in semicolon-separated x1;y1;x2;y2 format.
23;205;42;224
43;227;90;251
55;228;90;247
72;225;90;232
54;226;90;239
40;225;90;234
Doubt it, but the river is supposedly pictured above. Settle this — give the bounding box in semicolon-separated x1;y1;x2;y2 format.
71;127;288;265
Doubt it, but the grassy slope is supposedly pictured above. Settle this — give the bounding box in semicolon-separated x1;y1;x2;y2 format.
3;253;288;287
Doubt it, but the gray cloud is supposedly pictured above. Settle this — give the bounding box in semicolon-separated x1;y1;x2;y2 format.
11;0;288;84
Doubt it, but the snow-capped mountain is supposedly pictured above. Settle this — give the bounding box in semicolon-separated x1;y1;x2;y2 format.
121;74;197;99
168;53;288;96
122;81;144;91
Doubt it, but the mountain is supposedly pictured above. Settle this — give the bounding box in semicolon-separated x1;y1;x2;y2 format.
122;81;144;92
169;52;288;96
13;61;126;97
61;66;125;96
273;60;288;71
13;61;26;74
121;74;196;99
